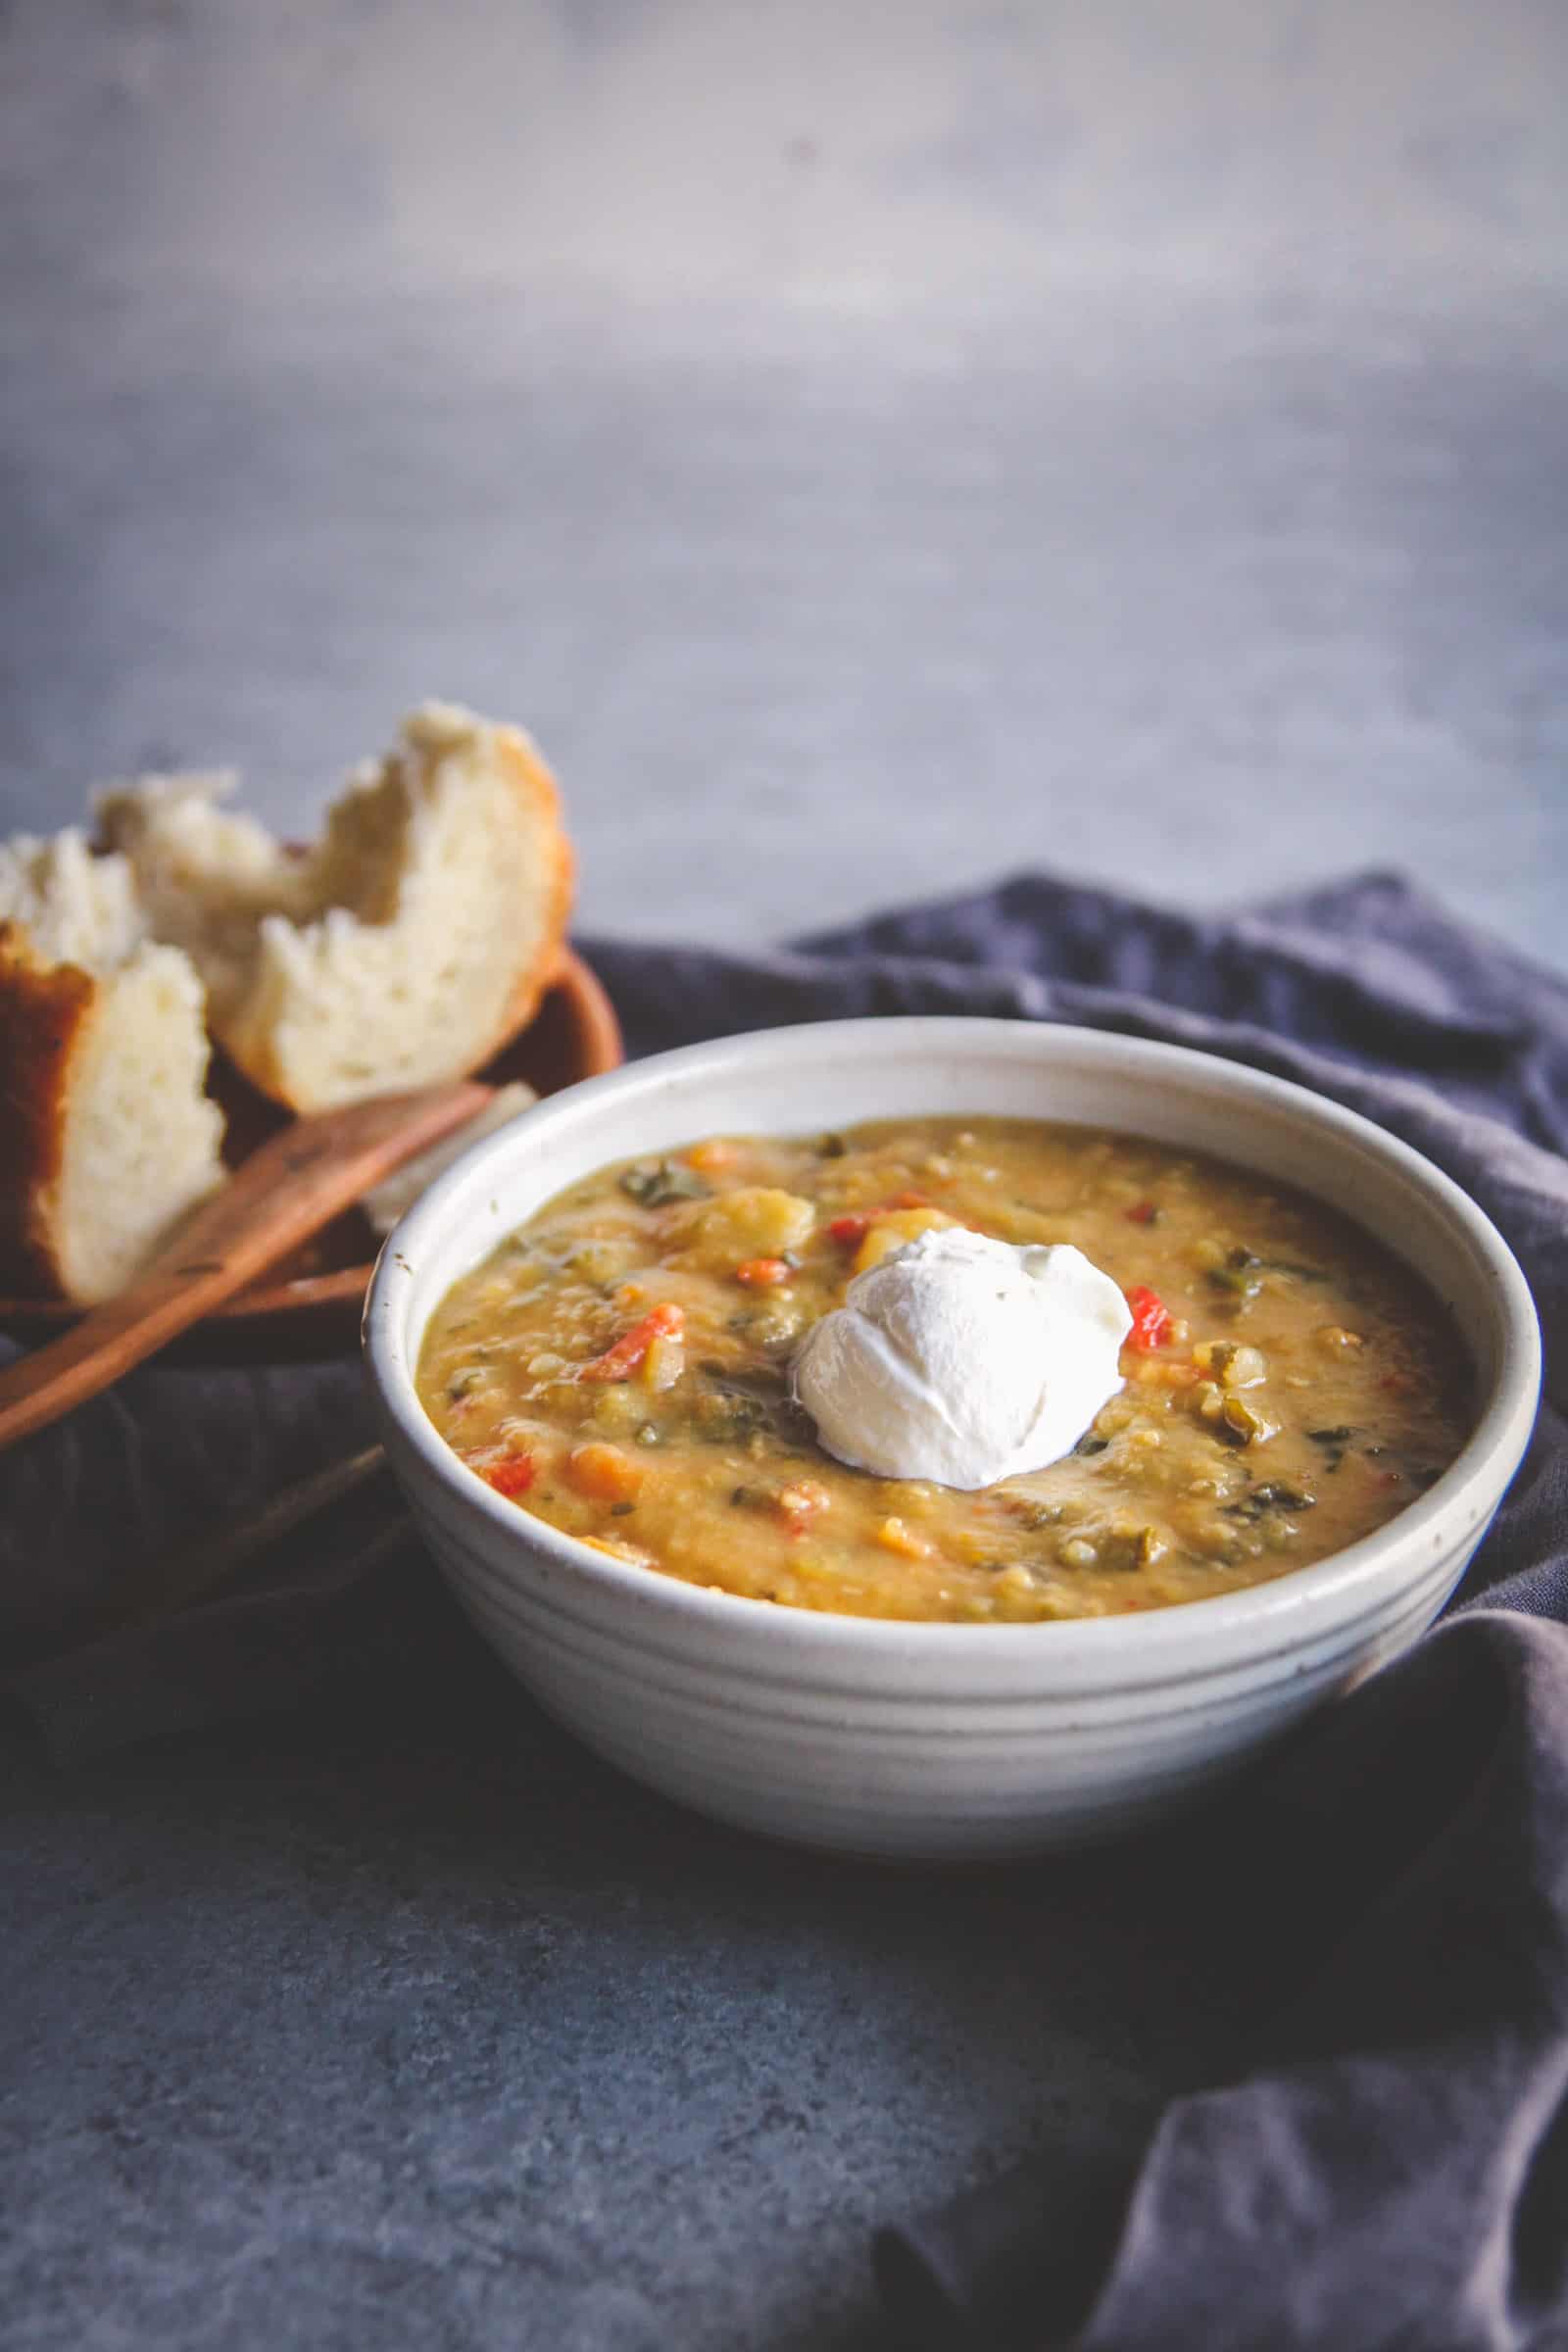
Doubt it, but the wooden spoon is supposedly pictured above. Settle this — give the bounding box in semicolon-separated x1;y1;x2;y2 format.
0;1079;492;1452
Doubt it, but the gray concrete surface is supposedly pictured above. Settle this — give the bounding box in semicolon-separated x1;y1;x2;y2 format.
5;1552;1208;2352
3;0;1565;959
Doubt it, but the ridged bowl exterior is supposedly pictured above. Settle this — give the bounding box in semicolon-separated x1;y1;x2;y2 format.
366;1020;1540;1860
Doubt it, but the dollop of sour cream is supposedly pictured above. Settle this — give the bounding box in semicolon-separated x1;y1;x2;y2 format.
794;1227;1133;1490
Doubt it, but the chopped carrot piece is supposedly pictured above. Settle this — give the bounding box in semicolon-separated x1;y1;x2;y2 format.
1123;1285;1174;1352
876;1515;932;1560
686;1139;736;1173
735;1256;790;1288
566;1443;644;1502
580;1302;685;1382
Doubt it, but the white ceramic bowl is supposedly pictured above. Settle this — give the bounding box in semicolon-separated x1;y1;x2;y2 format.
364;1019;1540;1860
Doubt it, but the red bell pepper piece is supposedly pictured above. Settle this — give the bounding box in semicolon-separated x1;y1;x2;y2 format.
579;1301;685;1382
1123;1285;1173;1352
829;1214;871;1248
482;1453;536;1498
829;1193;929;1250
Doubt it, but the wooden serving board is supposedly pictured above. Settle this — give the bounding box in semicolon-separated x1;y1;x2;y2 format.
0;949;623;1365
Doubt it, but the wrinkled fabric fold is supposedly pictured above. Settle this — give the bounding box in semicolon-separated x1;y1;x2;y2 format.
879;1612;1568;2349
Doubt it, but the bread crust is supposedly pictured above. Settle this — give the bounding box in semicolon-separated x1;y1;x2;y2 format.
0;923;97;1297
216;717;576;1111
463;725;576;1078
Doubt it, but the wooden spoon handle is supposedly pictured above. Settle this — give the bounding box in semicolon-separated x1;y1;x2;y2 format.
0;1080;491;1451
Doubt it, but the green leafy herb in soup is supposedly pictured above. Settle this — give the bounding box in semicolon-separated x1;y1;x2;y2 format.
416;1118;1472;1624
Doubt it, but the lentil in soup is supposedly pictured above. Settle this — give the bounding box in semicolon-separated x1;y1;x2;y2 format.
416;1118;1471;1623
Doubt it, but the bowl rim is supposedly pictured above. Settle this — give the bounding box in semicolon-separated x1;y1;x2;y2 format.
364;1016;1542;1665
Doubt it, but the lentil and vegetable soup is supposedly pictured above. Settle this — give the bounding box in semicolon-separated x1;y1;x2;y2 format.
416;1118;1472;1624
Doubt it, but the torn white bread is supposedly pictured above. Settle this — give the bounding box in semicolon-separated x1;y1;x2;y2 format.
0;701;572;1300
98;704;574;1113
362;1081;538;1238
0;825;148;968
0;835;226;1303
89;769;313;1022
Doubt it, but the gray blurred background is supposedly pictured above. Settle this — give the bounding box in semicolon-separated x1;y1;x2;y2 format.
3;0;1564;960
